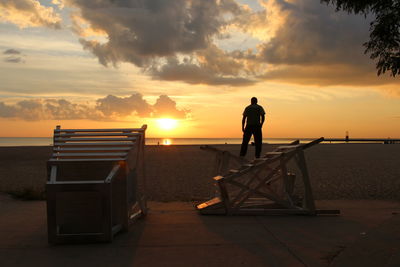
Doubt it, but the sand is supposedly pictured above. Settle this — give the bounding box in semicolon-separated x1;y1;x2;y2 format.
0;143;399;201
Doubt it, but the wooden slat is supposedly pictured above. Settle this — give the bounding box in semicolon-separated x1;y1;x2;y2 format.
49;158;125;162
54;128;144;133
54;133;140;137
277;145;301;150
48;180;105;184
105;164;120;183
52;152;127;157
265;152;283;156
213;175;224;181
54;137;136;142
53;147;131;151
49;165;57;183
302;137;324;149
54;142;134;146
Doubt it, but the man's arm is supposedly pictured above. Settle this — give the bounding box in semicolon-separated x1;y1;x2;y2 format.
260;114;265;127
242;115;246;132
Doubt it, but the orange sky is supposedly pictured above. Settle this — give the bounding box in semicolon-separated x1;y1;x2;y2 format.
0;0;399;138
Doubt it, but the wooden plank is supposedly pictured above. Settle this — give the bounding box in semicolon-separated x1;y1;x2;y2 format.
217;179;231;214
277;145;301;150
280;160;295;207
52;152;127;157
54;142;134;146
48;180;105;185
55;128;145;133
265;152;283;156
49;158;126;162
54;147;131;151
213;175;224;181
105;164;120;183
54;133;140;137
54;137;137;142
296;150;316;212
49;165;57;183
301;137;324;150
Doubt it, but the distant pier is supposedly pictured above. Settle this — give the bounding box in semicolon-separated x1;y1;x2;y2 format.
323;138;399;144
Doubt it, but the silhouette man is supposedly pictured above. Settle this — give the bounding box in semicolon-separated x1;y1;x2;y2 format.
240;97;265;158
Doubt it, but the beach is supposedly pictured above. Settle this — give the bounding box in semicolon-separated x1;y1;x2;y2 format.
0;143;399;201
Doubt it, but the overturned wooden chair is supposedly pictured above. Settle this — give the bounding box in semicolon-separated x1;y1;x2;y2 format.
197;138;339;216
46;125;147;244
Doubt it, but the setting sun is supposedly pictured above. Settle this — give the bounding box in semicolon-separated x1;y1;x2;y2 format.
157;118;178;131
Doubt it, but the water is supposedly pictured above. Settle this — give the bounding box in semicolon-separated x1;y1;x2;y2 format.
0;137;316;146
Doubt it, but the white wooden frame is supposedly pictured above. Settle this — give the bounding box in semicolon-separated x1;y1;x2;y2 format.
46;125;147;244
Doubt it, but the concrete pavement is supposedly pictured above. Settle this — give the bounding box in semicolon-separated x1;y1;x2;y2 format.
0;194;399;267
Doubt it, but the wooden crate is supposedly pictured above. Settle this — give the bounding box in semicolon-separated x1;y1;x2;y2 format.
46;125;147;244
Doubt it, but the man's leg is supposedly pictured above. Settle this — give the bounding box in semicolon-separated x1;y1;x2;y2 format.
254;126;262;158
240;127;252;157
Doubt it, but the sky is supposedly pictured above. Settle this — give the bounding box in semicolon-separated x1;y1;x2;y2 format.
0;0;399;138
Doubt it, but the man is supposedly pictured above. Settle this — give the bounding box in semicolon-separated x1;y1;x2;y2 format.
240;97;265;158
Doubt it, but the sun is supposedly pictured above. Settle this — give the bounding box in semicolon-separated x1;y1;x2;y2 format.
157;118;178;131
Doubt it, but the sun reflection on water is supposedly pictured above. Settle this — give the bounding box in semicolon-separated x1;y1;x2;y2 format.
161;138;172;145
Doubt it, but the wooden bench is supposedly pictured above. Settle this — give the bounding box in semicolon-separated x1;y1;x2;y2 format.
46;125;147;244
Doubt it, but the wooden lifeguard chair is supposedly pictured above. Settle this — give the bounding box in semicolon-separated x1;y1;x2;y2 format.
46;125;147;244
197;138;340;216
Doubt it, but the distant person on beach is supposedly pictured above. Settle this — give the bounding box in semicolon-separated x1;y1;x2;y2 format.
240;97;265;158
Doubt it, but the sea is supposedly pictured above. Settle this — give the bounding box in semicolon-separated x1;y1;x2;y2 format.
0;137;317;146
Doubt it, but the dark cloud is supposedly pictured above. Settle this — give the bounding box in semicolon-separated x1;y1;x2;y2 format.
150;56;256;86
234;0;400;87
70;0;399;87
0;94;190;120
3;48;25;63
66;0;252;85
4;56;23;63
3;48;21;55
0;0;62;29
256;0;372;66
3;0;394;87
71;0;242;61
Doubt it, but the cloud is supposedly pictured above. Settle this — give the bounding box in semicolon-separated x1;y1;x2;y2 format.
0;0;61;29
149;56;256;86
71;0;242;60
0;99;101;120
65;0;254;85
3;48;21;55
237;0;400;87
96;93;153;117
69;0;400;87
3;48;26;63
3;0;397;88
0;94;190;120
4;56;23;63
259;64;400;87
255;0;371;66
152;95;188;118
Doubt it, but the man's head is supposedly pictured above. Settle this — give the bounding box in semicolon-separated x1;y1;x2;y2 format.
251;97;257;104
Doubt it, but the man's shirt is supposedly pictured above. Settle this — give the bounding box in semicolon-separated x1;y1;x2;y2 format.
243;104;265;126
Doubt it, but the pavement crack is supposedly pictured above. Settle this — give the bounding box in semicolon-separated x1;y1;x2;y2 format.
256;217;308;267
